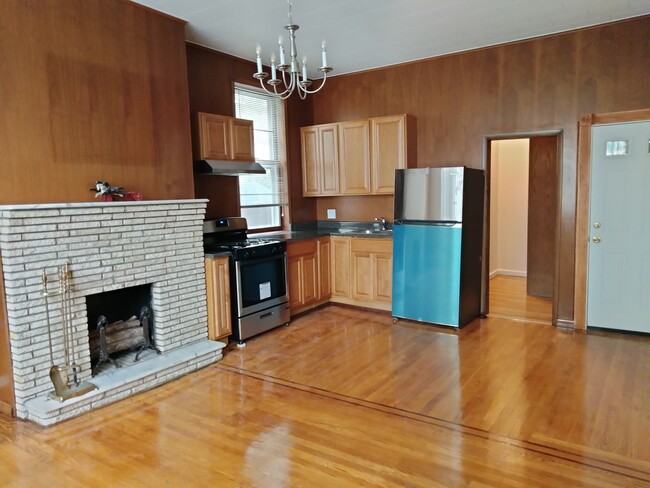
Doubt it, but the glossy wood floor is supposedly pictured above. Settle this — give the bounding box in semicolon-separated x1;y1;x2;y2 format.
0;307;648;487
489;275;553;323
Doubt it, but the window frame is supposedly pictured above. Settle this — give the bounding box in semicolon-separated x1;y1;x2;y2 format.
232;80;289;233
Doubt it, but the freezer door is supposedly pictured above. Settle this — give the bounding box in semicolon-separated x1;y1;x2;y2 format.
391;223;462;326
394;167;465;222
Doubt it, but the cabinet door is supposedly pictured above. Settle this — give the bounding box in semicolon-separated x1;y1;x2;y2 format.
351;251;373;301
230;118;255;161
373;253;393;302
302;253;318;306
339;120;371;195
371;115;406;194
319;124;340;195
301;127;320;196
318;237;331;299
287;254;303;310
330;236;351;297
205;257;232;340
198;113;230;160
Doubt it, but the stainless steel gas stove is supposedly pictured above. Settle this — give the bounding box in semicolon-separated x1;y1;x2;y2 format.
203;217;289;346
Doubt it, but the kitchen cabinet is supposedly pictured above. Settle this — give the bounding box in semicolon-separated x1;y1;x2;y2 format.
287;239;319;314
287;237;332;315
351;238;393;306
205;256;232;341
301;124;339;196
300;114;415;196
330;236;351;298
317;237;331;300
194;112;254;162
339;120;371;195
330;237;392;312
371;115;415;194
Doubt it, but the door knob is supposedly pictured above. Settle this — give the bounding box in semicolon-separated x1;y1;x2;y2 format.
592;236;601;244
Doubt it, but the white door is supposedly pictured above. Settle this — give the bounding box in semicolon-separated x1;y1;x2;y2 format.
587;120;650;333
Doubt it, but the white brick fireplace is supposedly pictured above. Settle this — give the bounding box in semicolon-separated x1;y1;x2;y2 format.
0;200;224;425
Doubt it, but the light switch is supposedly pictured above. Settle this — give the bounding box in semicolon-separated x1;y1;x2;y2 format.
327;209;336;219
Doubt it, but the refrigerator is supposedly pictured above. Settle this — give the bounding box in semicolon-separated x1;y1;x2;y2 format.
392;167;485;328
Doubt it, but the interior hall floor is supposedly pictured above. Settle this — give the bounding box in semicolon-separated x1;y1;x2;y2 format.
489;274;553;323
0;306;648;487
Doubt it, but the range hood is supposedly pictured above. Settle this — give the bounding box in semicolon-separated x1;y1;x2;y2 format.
194;160;266;176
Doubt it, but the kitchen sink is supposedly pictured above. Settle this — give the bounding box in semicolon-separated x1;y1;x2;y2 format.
334;228;393;236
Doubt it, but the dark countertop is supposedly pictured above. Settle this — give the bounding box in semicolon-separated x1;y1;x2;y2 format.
204;250;232;259
257;229;393;242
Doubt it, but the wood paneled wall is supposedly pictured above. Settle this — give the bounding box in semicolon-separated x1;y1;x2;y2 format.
186;44;316;223
310;16;650;323
0;0;194;204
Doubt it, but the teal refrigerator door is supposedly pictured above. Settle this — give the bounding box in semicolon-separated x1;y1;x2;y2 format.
392;223;462;326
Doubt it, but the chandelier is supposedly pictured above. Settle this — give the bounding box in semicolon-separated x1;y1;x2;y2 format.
253;0;332;100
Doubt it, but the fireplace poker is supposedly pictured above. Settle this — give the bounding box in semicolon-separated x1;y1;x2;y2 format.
42;265;96;402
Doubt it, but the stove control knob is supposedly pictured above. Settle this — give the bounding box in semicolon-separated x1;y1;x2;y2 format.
243;251;250;259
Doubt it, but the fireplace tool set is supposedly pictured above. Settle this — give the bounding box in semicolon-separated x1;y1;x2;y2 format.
42;263;96;402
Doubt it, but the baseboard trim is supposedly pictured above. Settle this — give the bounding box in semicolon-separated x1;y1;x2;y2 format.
555;318;575;329
490;269;527;278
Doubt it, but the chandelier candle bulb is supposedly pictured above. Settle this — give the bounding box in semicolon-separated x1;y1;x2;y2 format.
302;57;307;81
278;36;286;65
322;41;327;67
256;45;263;73
271;53;277;80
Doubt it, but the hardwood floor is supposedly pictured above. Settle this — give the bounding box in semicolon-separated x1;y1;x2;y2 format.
0;306;648;486
489;275;553;323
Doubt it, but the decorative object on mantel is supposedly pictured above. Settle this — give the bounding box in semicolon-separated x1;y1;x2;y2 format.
41;264;97;402
253;0;332;99
90;181;143;201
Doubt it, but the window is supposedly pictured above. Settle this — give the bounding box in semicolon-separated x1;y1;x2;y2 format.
234;83;287;230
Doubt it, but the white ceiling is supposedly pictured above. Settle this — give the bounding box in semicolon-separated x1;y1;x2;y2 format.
133;0;649;78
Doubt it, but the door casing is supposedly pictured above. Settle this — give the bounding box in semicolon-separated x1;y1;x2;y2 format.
574;108;650;329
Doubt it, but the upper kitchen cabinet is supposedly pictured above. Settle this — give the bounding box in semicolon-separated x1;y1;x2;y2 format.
339;120;371;195
194;112;254;161
301;124;339;196
371;115;416;194
300;114;415;196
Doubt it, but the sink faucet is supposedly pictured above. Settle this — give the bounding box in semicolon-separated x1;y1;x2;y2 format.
375;216;388;231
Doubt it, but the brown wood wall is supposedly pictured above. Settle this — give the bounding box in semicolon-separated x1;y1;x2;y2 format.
309;16;650;323
186;44;316;223
0;0;194;204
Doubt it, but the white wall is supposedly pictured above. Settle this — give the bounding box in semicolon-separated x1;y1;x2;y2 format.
490;139;529;277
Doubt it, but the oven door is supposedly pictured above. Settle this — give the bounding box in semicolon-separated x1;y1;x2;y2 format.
234;253;288;317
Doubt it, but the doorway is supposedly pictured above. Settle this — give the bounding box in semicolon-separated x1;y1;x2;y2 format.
484;132;561;324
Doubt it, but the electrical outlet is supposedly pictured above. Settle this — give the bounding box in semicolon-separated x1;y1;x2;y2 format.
327;209;336;219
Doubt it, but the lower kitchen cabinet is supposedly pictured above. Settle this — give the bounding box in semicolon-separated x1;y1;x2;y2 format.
205;256;232;341
317;237;331;300
331;237;393;312
330;236;351;297
287;239;320;315
287;236;392;315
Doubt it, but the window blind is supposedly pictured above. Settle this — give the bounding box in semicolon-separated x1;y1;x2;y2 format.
234;84;287;209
